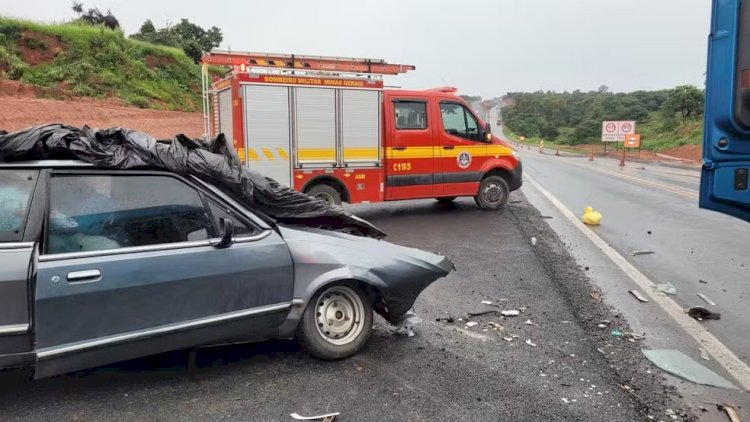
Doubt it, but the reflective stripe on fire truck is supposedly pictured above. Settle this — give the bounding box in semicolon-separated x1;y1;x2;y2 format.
237;145;512;160
386;145;513;158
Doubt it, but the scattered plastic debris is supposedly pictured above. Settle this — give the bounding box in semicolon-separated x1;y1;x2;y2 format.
524;319;538;326
503;336;513;342
525;339;537;347
541;215;553;219
697;293;716;306
630;250;655;256
465;321;478;328
291;411;340;421
699;348;710;361
610;329;623;337
487;322;504;330
531;237;537;246
395;311;422;337
629;290;649;303
481;300;493;305
501;310;520;317
590;292;601;300
582;207;602;225
561;398;570;404
623;332;646;340
641;349;738;390
688;306;721;321
699;279;708;284
597;323;607;329
655;282;677;295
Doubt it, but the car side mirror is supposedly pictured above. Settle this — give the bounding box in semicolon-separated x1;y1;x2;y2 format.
216;217;234;248
484;124;492;142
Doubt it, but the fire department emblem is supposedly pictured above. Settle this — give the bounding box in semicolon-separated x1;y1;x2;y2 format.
457;152;471;169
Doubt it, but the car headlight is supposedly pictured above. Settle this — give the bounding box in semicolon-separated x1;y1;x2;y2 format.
512;150;520;159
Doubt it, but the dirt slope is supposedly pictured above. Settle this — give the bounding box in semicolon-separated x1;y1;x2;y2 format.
0;82;203;139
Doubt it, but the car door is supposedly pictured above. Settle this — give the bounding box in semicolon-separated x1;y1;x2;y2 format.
700;0;750;222
34;170;295;378
0;169;40;366
385;97;436;200
436;101;487;197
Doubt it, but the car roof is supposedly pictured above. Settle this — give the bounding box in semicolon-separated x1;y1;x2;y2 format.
0;160;95;168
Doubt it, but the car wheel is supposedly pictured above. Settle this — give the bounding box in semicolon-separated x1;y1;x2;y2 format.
474;176;510;210
297;284;373;360
436;197;456;204
306;184;342;205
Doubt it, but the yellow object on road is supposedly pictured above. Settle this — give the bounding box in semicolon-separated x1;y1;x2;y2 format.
582;206;602;225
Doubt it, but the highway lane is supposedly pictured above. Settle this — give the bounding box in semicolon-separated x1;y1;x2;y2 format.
518;148;750;365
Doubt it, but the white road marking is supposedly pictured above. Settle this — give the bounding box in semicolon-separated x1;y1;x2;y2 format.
524;173;750;390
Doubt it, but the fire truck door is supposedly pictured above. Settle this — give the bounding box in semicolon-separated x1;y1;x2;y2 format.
386;98;435;200
436;101;487;197
243;85;292;187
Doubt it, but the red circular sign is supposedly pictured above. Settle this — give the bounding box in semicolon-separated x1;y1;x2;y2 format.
621;123;633;133
605;123;617;132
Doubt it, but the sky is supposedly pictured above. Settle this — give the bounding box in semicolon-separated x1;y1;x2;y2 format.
2;0;711;98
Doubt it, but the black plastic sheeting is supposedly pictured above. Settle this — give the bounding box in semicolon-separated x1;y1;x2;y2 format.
0;124;385;238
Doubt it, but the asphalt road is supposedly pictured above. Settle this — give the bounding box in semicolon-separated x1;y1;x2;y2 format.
0;197;679;421
519;147;750;364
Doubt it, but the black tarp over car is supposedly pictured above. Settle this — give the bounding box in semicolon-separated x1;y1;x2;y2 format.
0;124;385;238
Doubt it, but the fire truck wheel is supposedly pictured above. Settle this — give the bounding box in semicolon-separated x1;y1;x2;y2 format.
475;176;510;210
306;184;342;205
297;284;374;360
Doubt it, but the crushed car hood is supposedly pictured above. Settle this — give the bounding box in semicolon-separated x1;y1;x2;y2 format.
278;225;454;323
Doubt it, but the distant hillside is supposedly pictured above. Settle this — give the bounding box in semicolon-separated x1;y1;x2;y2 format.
0;17;217;112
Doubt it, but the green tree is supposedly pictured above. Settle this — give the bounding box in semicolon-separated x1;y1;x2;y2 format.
71;2;119;30
661;85;704;121
131;19;223;63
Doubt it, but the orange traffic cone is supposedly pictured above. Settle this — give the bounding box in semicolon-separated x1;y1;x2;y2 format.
619;155;625;167
555;147;560;156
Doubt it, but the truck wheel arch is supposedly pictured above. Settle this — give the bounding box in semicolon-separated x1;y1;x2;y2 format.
302;176;351;203
481;167;513;188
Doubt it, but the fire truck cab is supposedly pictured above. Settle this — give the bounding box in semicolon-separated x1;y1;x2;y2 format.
201;51;522;209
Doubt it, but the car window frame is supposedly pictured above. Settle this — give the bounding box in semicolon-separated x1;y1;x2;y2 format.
41;169;266;259
439;101;484;142
392;99;429;131
0;169;40;243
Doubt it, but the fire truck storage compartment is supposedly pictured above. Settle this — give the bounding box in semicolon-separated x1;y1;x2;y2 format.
341;89;380;165
217;88;233;147
242;84;292;187
295;87;337;166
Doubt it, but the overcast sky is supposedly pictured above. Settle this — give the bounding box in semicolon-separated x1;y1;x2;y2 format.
3;0;710;98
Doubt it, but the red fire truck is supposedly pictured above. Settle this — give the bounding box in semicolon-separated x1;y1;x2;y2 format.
200;51;522;209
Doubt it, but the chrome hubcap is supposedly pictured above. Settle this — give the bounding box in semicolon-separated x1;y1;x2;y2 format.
315;286;364;346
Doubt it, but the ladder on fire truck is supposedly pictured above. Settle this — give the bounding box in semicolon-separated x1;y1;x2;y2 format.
199;50;416;139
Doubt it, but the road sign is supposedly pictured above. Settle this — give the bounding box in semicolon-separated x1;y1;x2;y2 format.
624;133;641;148
601;120;636;142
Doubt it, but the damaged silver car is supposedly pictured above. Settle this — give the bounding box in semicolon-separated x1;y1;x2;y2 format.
0;160;453;379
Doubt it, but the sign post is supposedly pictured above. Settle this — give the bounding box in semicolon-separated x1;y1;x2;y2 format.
602;121;636;152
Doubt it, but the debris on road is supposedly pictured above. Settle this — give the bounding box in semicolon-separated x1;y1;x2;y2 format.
629;290;649;303
500;310;520;317
561;398;571;404
436;315;455;323
610;329;623;337
699;279;708;284
525;339;537;347
524;319;538;326
465;321;478;328
699;348;710;361
687;306;721;321
590;292;601;300
715;403;741;422
630;250;655;256
541;215;553;219
480;300;493;305
623;332;646;341
395;311;422;337
487;322;504;330
503;336;513;342
581;206;602;225
697;293;716;306
655;282;677;295
531;237;537;246
641;349;738;390
290;411;340;421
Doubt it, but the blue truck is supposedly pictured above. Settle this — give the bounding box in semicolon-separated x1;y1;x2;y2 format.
701;0;750;221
